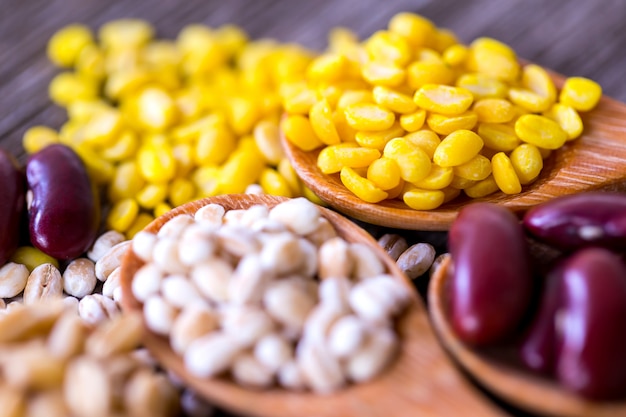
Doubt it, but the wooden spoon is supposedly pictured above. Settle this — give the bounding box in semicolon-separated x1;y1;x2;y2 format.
120;194;509;417
281;72;626;231
428;256;626;417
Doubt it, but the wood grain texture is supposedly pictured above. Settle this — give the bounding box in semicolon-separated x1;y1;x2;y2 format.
120;194;509;417
428;256;626;417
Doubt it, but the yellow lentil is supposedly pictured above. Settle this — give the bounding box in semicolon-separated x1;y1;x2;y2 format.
403;188;445;210
414;84;474;115
372;86;417;114
456;73;508;99
543;103;583;140
413;165;454;190
404;130;440;159
464;175;499;199
168;177;196;207
282;115;324;151
259;168;293;197
340;167;388;203
310;98;341;145
399;109;426;132
317;144;381;174
108;160;145;202
491;152;522;194
453;154;492;181
509;143;543;184
426;111;477;135
559;77;602;111
22;126;60;154
367;157;402;190
355;123;405;150
126;212;155;238
136;183;168;209
107;198;140;233
383;137;431;183
344;103;395;131
433;130;483;167
47;24;94;68
477;123;520;152
514;114;567;150
154;202;173;218
10;246;60;272
472;98;515;123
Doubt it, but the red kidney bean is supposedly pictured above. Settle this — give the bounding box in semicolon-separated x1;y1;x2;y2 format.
518;265;562;374
26;144;100;260
447;203;533;346
0;149;25;265
523;192;626;251
556;247;626;400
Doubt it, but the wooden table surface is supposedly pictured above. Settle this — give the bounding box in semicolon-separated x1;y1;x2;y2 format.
1;0;625;416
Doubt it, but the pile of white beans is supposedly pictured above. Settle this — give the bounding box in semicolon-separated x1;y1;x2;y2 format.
130;198;412;393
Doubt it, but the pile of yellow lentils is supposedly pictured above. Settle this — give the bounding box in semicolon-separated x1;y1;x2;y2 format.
27;13;602;235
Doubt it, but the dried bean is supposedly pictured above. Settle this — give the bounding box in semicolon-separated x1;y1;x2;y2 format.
184;332;243;378
345;327;398;382
523;191;626;251
26;144;99;260
254;333;293;372
448;202;532;346
143;295;178;336
232;353;274;388
377;233;408;261
396;242;436;280
318;237;354;279
170;304;219;355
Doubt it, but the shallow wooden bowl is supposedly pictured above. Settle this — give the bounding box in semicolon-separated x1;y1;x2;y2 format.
120;194;508;417
282;70;626;231
428;256;626;417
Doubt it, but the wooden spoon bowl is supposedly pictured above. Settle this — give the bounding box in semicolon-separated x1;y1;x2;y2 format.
428;256;626;417
120;194;508;417
282;71;626;231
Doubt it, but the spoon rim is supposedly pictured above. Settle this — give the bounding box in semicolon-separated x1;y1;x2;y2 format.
427;256;626;417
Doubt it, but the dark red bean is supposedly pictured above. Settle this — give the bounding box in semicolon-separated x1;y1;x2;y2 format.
26;144;100;260
519;265;562;374
0;149;25;265
447;203;533;346
523;192;626;251
556;247;626;400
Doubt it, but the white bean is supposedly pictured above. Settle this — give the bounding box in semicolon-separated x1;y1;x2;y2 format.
253;333;293;373
259;234;305;276
143;295;178;336
318;237;353;280
184;332;242;378
349;243;385;280
345;327;398;383
327;315;366;358
232;353;274;388
194;203;225;225
170;304;219;355
277;360;306;390
161;274;205;309
191;258;233;303
228;254;271;306
152;238;187;275
348;275;411;324
268;198;320;235
177;224;216;266
131;263;163;303
263;279;316;333
221;306;275;348
297;341;345;393
132;231;157;263
318;276;352;313
157;214;194;239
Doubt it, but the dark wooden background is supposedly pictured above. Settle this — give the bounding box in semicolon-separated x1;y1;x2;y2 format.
1;0;625;415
